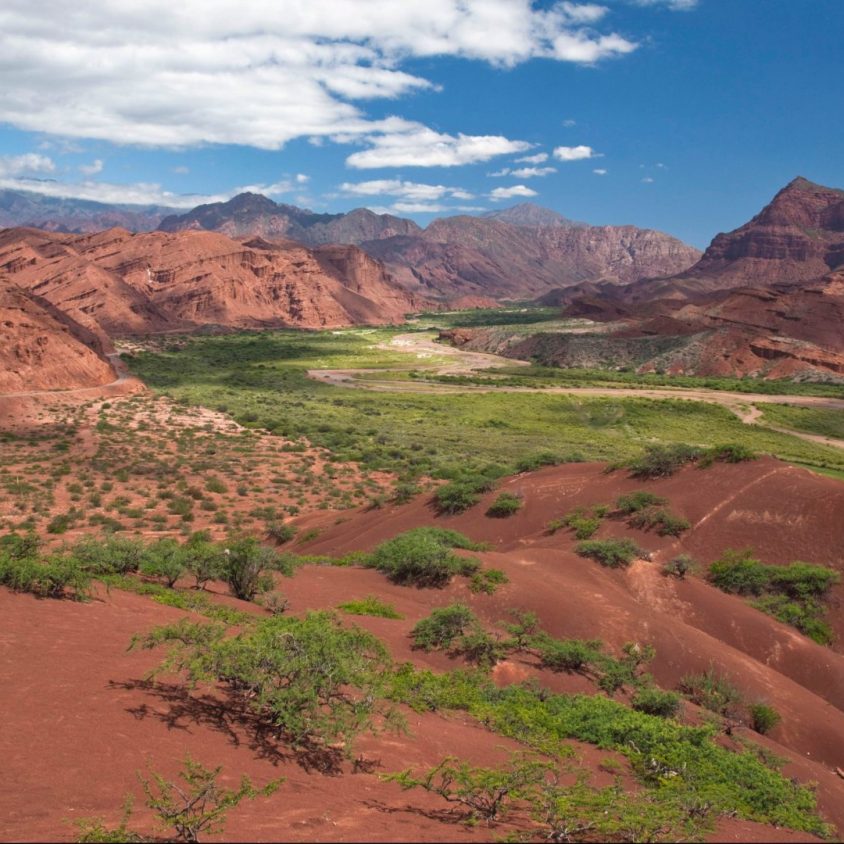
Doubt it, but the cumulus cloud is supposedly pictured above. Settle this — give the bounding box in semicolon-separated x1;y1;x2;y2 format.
340;179;474;201
0;176;225;207
641;176;655;183
489;185;538;200
629;0;697;9
78;159;103;176
490;166;556;178
0;0;638;159
593;168;607;175
516;152;549;164
0;153;55;177
345;121;531;168
553;144;600;161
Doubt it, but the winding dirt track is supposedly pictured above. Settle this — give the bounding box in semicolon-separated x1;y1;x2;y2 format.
308;332;844;451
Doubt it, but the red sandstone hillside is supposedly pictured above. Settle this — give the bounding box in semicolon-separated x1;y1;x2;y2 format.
5;457;843;841
156;195;701;301
0;279;115;392
362;215;700;300
0;226;420;342
158;192;421;245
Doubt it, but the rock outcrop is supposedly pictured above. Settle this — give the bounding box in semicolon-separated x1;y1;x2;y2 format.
0;279;115;392
0;227;420;338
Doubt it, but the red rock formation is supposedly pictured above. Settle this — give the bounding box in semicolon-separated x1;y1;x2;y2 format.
0;279;114;391
0;227;420;337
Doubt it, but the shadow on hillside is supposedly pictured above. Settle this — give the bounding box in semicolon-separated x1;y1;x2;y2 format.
110;678;346;775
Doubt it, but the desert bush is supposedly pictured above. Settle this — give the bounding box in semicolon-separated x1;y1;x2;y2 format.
204;476;228;494
434;468;501;514
628;507;690;537
662;554;695;579
628;444;703;479
370;528;480;587
72;535;146;575
679;669;742;716
384;754;552;823
708;550;838;644
486;492;523;518
339;595;403;619
468;568;508;594
535;637;603;673
0;531;40;560
631;687;682;718
266;522;296;544
260;591;289;615
699;443;756;467
219;536;286;601
134;612;393;751
616;491;667;514
182;536;226;590
0;552;91;600
500;609;540;649
411;604;477;650
575;538;642;568
551;506;605;539
749;703;781;735
391;481;421;504
140;539;187;587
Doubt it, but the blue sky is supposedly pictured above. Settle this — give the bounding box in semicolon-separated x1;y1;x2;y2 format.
0;0;841;248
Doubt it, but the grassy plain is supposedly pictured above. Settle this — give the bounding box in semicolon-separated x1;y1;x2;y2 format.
126;328;844;478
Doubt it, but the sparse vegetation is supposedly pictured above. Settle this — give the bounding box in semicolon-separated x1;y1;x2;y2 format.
708;549;839;644
338;595;403;619
749;703;782;735
485;491;522;518
679;668;743;717
575;538;643;568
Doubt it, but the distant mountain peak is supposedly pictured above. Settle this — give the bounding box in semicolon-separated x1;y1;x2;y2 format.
481;203;582;227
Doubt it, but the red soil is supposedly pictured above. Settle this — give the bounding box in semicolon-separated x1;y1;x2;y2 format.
4;457;844;841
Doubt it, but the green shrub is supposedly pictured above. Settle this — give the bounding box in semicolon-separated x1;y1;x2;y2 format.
709;550;839;644
678;669;742;716
411;604;477;650
616;491;667;514
204;476;229;494
220;536;286;601
552;506;604;539
628;507;690;537
631;687;682;718
134;612;393;751
0;531;39;560
662;554;695;579
628;444;702;479
392;481;421;504
46;513;74;535
468;568;508;594
370;528;480;587
536;637;603;672
182;537;226;590
266;522;297;544
749;703;781;735
486;492;523;518
73;534;146;575
384;754;552;823
575;538;642;568
0;553;91;600
700;443;756;467
434;468;501;514
140;539;187;588
339;596;403;619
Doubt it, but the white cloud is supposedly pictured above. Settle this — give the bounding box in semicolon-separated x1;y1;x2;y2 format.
629;0;697;9
172;165;190;174
593;168;607;175
516;152;548;164
489;184;538;200
0;176;224;207
641;176;654;183
345;121;530;168
340;178;474;202
0;1;638;157
295;173;310;184
491;165;556;178
562;118;577;127
553;144;600;161
0;153;55;177
78;158;103;176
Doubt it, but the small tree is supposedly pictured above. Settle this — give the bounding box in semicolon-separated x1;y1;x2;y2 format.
139;757;281;843
749;703;781;735
384;754;552;823
220;536;283;601
140;539;186;588
411;604;477;650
